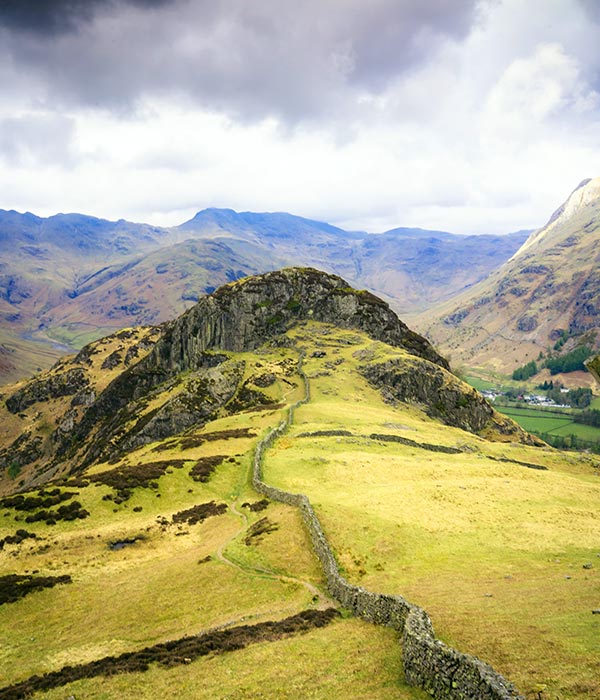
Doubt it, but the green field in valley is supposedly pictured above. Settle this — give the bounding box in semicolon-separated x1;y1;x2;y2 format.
496;405;600;446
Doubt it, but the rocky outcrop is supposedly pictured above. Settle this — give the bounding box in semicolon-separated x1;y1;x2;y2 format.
360;357;539;443
570;271;600;334
61;357;246;466
586;355;600;384
51;269;449;467
0;431;44;474
516;315;538;332
6;368;89;414
104;361;245;457
151;268;449;373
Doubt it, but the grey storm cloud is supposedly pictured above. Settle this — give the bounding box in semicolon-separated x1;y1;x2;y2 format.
0;0;481;123
0;0;172;34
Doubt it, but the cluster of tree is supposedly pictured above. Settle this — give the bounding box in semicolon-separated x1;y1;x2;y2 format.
539;384;592;407
545;346;592;375
536;380;554;390
553;329;571;351
512;360;538;381
512;344;596;382
539;432;600;452
563;387;593;408
574;408;600;426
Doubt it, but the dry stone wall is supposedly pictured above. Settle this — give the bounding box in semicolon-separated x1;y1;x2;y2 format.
252;356;524;700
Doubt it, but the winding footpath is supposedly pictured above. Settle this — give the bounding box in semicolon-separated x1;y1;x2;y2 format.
250;351;524;700
215;499;333;611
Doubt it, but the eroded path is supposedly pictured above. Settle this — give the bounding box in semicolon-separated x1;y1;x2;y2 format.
215;498;334;612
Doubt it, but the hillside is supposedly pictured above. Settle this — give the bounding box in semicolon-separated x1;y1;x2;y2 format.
1;269;598;700
0;207;526;383
418;178;600;375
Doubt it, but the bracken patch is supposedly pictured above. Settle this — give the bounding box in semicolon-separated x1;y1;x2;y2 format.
23;501;89;525
0;529;38;550
241;499;270;512
90;461;187;501
188;455;227;483
0;490;78;513
150;428;258;453
0;574;72;606
171;501;228;525
0;609;339;700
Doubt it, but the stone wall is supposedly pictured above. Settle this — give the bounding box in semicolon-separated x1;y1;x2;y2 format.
251;356;524;700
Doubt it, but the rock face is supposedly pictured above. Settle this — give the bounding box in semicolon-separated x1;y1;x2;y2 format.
6;368;89;414
360;357;540;443
152;268;449;372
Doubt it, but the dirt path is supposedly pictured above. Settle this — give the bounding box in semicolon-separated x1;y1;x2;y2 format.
215;499;334;610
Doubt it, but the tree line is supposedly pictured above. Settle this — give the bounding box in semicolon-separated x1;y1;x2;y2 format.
512;346;593;380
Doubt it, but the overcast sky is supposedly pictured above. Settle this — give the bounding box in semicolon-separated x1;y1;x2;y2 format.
1;0;599;234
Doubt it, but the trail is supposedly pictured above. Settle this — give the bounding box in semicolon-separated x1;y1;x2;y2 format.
215;500;332;610
213;365;334;612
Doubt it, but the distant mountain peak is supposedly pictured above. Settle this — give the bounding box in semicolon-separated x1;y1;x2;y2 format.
177;207;350;239
422;176;600;373
517;176;600;257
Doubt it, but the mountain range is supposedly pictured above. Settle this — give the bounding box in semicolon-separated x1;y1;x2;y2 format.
0;268;598;700
0;207;527;382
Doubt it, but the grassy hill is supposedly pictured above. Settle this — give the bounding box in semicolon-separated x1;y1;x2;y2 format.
0;270;598;700
0;324;429;700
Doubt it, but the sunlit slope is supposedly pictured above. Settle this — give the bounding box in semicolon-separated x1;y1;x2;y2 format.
0;337;426;700
418;177;600;374
0;268;452;496
264;324;600;700
2;269;597;700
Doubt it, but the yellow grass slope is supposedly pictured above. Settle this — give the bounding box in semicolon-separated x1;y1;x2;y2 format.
1;320;598;700
264;323;600;700
0;333;428;700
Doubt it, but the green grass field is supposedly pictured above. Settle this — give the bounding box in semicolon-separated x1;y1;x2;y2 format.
0;338;428;700
464;374;510;393
497;405;600;443
2;322;600;700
